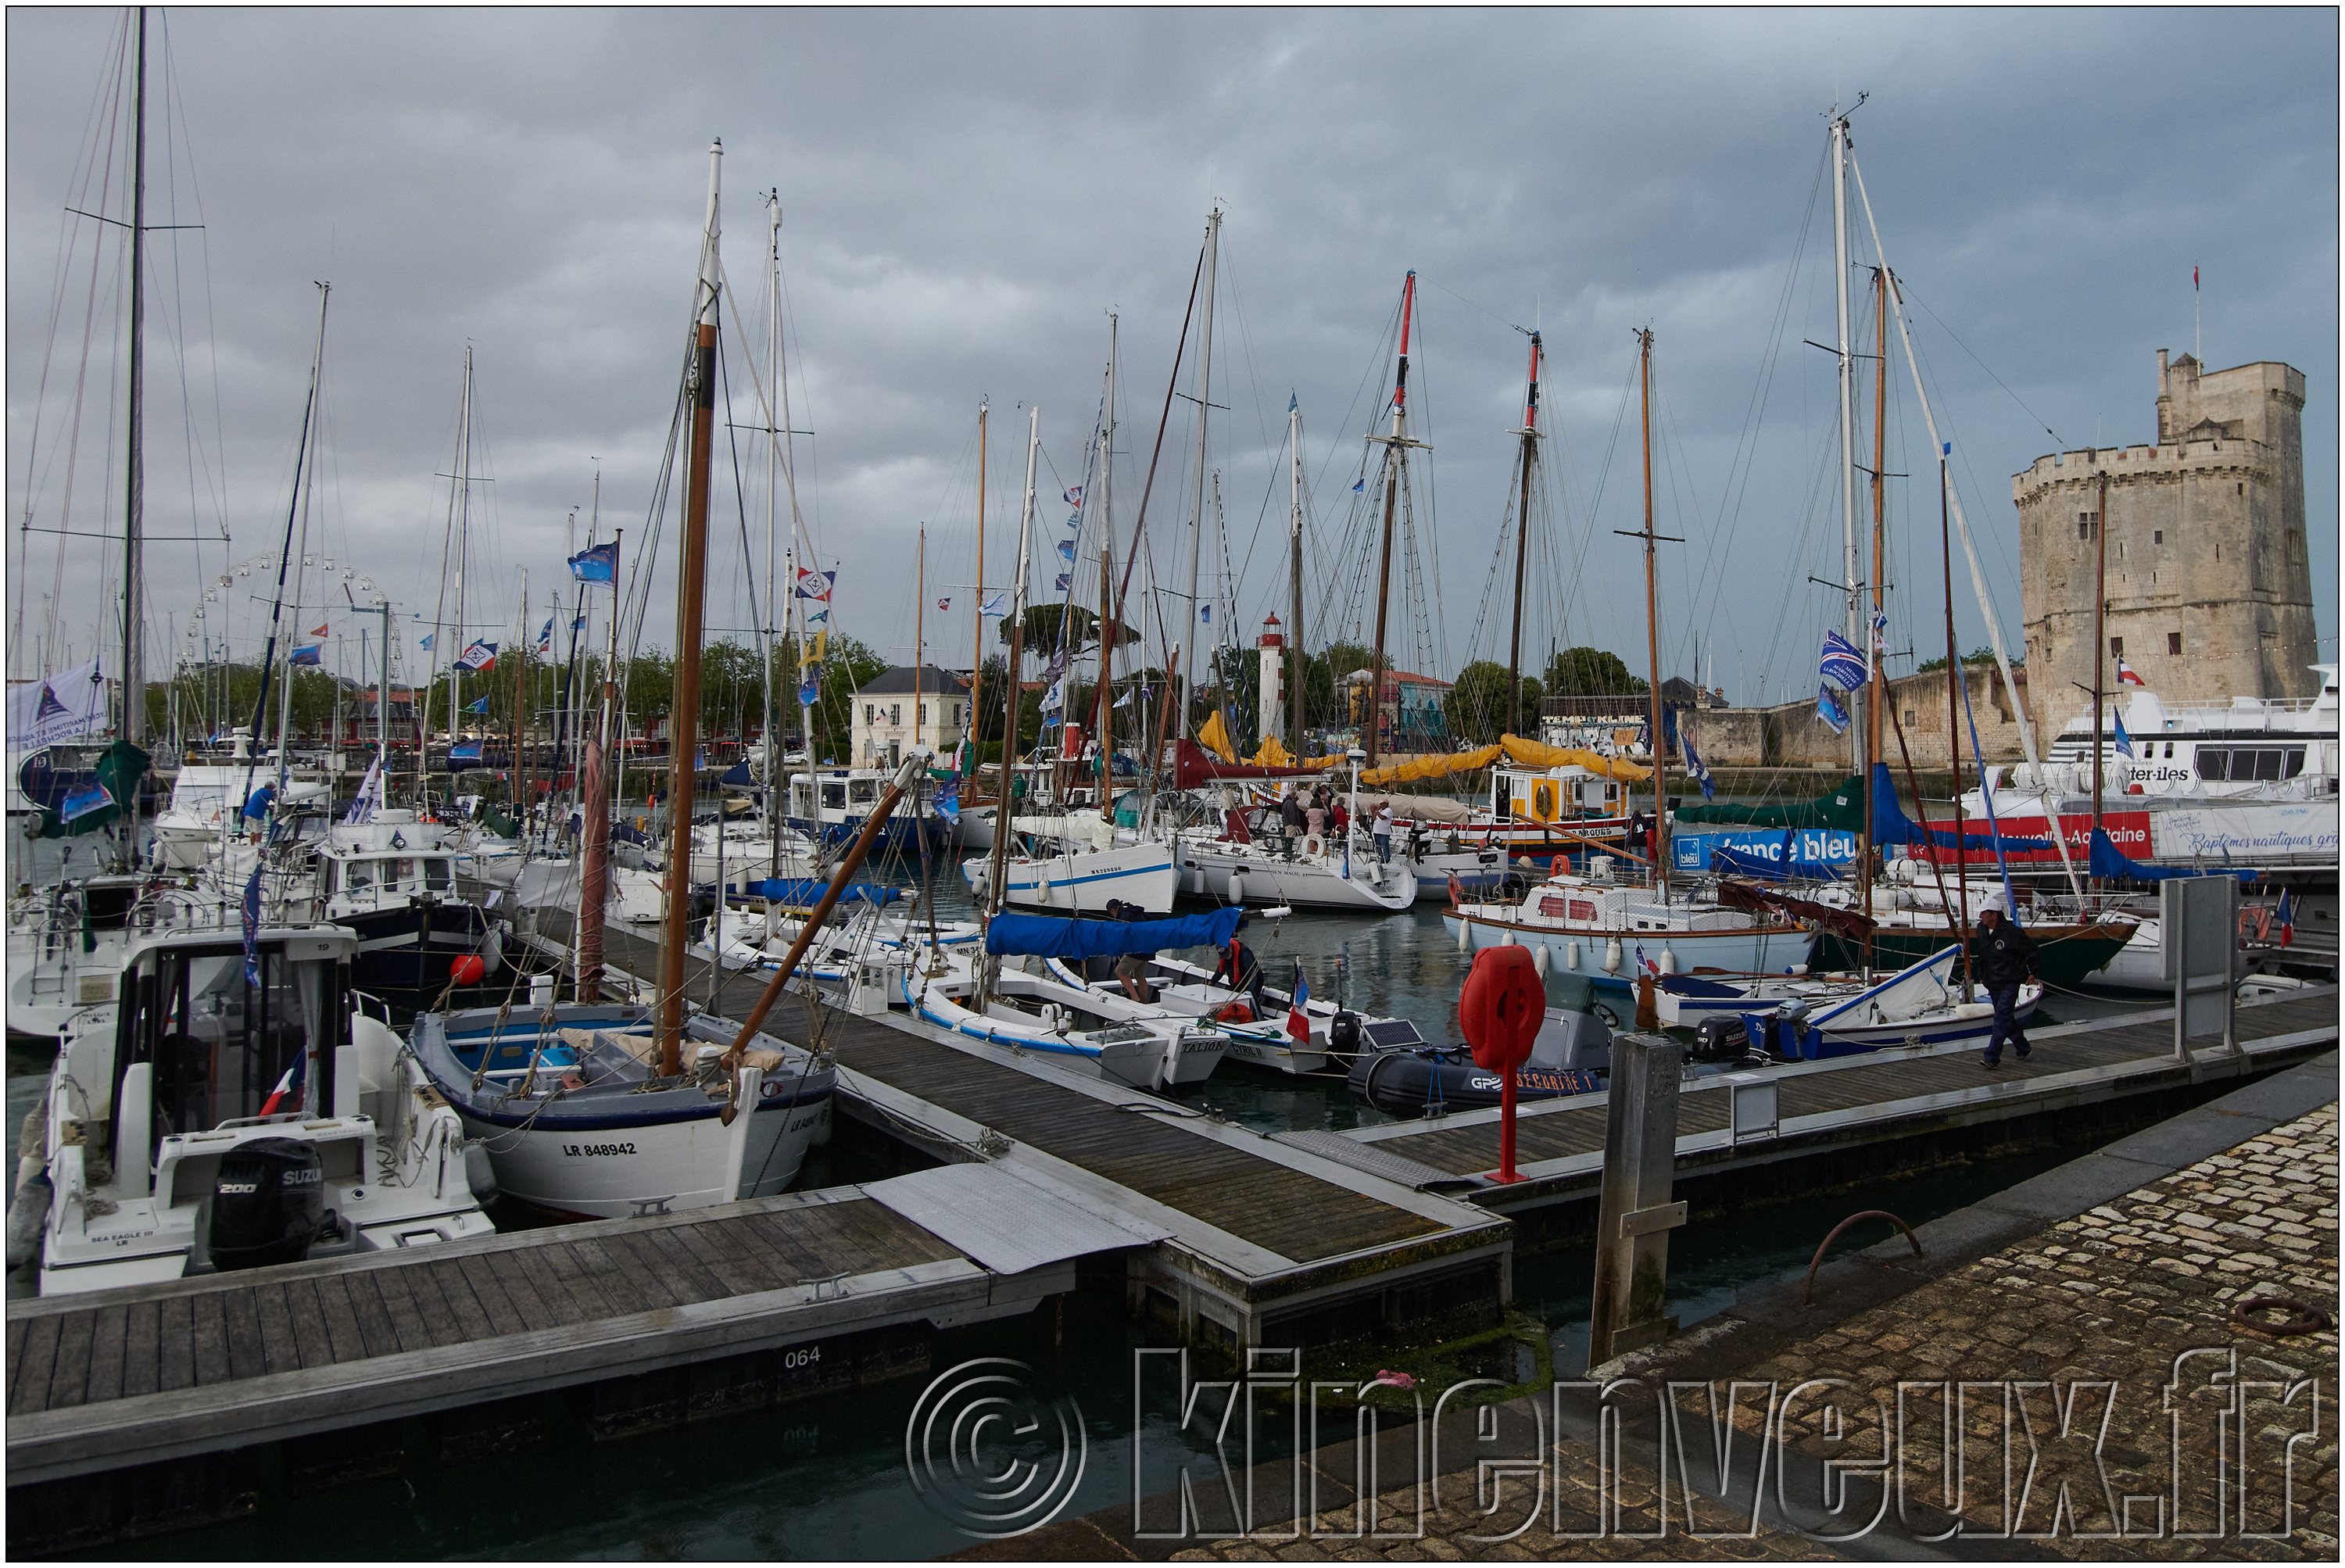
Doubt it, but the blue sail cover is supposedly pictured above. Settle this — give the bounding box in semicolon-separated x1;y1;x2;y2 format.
1867;763;2057;856
2087;828;2256;885
986;904;1244;959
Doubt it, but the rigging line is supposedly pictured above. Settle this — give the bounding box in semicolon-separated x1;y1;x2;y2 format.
1897;277;2064;449
1107;241;1206;690
1421;275;1518;335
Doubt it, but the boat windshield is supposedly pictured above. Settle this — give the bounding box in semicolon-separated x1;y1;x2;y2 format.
114;943;339;1139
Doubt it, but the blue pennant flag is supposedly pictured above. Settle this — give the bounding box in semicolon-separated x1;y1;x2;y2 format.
979;592;1008;618
1056;538;1076;561
1816;683;1850;736
289;643;324;667
798;674;821;706
2114;712;2135;759
536;618;553;653
1681;725;1716;800
467;696;489;714
571;614;587;631
568;540;619;585
418;632;435;651
1352;478;1365;493
1818;628;1867;691
1199;604;1211;623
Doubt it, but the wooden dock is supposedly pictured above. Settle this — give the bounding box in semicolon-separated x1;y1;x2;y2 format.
1341;987;2341;1215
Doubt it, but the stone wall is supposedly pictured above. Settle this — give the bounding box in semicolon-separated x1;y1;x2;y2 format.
1692;664;2028;770
2016;353;2317;705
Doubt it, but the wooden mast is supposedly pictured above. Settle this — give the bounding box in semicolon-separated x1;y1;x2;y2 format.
657;139;724;1078
1366;270;1417;769
1505;330;1541;738
1637;328;1668;897
2091;467;2110;843
578;528;620;1003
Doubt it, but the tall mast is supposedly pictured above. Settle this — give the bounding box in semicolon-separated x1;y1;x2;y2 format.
578;523;621;1004
1638;328;1668;898
446;348;474;758
1505;330;1541;738
1287;394;1305;750
1863;264;1889;972
1831;106;1863;779
2091;468;2109;840
914;526;925;744
122;5;148;750
1180;208;1221;739
1093;317;1118;817
970;399;986;786
656;138;722;1077
979;407;1039;1005
1942;444;1971;986
763;188;781;865
1367;270;1418;768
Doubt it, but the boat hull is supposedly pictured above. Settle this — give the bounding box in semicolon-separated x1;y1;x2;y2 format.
1443;911;1813;997
454;1094;832;1219
969;840;1179;915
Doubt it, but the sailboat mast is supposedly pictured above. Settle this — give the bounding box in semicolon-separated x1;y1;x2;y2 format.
123;5;148;751
1094;317;1118;815
447;349;473;760
1831;108;1863;779
578;523;621;1004
1638;328;1667;897
1287;394;1305;750
1506;330;1541;738
764;189;781;865
1180;208;1221;740
1863;264;1889;971
1367;270;1416;769
2091;468;2109;840
979;408;1039;984
656;139;723;1077
970;399;986;787
914;527;925;744
1942;444;1971;986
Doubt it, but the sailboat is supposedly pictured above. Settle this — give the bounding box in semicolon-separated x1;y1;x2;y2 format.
412;144;839;1218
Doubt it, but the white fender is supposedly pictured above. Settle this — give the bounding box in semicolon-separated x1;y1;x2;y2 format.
1455;918;1472;953
1566;939;1581;970
1659;945;1678;976
1602;937;1624;975
1531;943;1550;976
463;1140;499;1204
1499;928;1515;947
1228;869;1245;904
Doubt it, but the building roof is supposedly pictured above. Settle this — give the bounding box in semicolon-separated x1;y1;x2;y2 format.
854;664;970;698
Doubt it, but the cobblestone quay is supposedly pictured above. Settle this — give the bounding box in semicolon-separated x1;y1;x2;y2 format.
986;1055;2336;1562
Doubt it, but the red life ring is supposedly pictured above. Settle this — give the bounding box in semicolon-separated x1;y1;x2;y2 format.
2239;905;2272;944
1459;946;1543;1072
1213;1000;1255;1024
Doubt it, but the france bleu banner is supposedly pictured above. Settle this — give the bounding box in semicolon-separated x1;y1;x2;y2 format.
568;540;619;585
1818;628;1867;692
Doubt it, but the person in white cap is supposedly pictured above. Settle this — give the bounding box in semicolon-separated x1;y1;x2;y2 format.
1968;890;2040;1069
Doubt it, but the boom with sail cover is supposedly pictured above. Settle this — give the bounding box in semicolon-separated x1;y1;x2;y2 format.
986;905;1244;961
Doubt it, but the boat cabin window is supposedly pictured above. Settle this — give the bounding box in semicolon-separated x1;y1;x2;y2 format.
2197;747;2304;783
820;782;847;810
114;943;342;1142
849;779;877;805
342;861;374;893
424;857;453;891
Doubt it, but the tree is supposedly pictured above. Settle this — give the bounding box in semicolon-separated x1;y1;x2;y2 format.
1445;660;1541;745
1544;646;1648;696
1914;646;2012;675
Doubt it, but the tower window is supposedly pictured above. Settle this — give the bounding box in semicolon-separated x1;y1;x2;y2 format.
2078;520;2091;540
2168;632;2182;656
2153;530;2163;544
2237;482;2243;496
2110;636;2124;657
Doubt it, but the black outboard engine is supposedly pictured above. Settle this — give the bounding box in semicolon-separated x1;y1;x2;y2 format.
208;1137;327;1272
1328;1011;1362;1056
1691;1015;1748;1063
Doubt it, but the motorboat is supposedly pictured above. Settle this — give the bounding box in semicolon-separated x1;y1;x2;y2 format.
1052;947;1431;1076
1731;945;2043;1060
1348;973;1615;1119
900;943;1230;1092
311;810;508;993
10;922;495;1295
410;1003;836;1220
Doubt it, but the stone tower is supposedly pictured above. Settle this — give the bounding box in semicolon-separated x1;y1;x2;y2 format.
2015;352;2315;710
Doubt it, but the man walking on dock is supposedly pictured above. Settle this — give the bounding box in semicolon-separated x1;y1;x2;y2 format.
1971;893;2040;1069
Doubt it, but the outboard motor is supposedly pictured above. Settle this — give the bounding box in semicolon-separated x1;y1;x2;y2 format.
208;1137;328;1272
1691;1015;1748;1063
1327;1011;1362;1056
1758;997;1815;1061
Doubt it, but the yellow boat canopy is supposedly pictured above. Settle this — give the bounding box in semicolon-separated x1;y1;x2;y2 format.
1357;734;1652;789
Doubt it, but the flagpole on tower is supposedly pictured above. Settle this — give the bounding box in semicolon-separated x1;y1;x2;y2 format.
2193;263;2201;367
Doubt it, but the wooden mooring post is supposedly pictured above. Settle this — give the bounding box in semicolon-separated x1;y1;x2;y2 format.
1586;1031;1687;1368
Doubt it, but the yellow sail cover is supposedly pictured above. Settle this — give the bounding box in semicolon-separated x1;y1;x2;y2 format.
1245;736;1348;770
1355;735;1652;788
1196;709;1239;764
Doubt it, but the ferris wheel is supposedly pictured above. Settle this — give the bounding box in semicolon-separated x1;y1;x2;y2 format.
182;552;396;676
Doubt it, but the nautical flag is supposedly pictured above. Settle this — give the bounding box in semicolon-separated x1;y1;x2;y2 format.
344;757;385;825
1352;478;1365;493
1056;538;1077;561
1041;677;1065;713
2114;713;2135;759
1064;485;1083;506
1055;573;1072;592
59;779;111;823
571;614;587;631
289;643;324;667
568;540;620;584
1818;628;1867;691
979;591;1008;618
2117;657;2146;687
804;604;829;625
794;567;836;601
800;630;828;666
467;696;490;714
1199;604;1211;624
1816;683;1849;736
310;622;328;638
418;632;435;650
536;618;553;653
1114;688;1134;709
456;639;498;672
2275;890;2295;947
242;867;263;986
34;684;67;724
2193;264;2200;292
1287;965;1312;1045
937;597;951;611
1065;512;1082;531
1871;610;1888;655
260;1048;307;1118
1636;943;1659;977
933;773;960;822
798;673;821;706
1681;725;1716;800
1041;714;1062;729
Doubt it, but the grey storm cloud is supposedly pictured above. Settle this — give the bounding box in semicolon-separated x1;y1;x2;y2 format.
8;6;2336;707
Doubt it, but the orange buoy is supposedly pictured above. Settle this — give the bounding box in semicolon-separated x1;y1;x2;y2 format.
449;954;488;986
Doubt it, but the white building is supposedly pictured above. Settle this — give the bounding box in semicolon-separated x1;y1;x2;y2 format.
850;665;971;768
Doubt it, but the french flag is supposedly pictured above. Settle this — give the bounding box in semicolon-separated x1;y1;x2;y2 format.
1287;966;1312;1045
2117;657;2146;687
260;1050;308;1116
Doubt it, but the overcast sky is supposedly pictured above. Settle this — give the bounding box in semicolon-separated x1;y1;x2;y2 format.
9;5;2337;724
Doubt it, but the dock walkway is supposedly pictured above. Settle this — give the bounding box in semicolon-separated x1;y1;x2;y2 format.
1344;988;2340;1212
